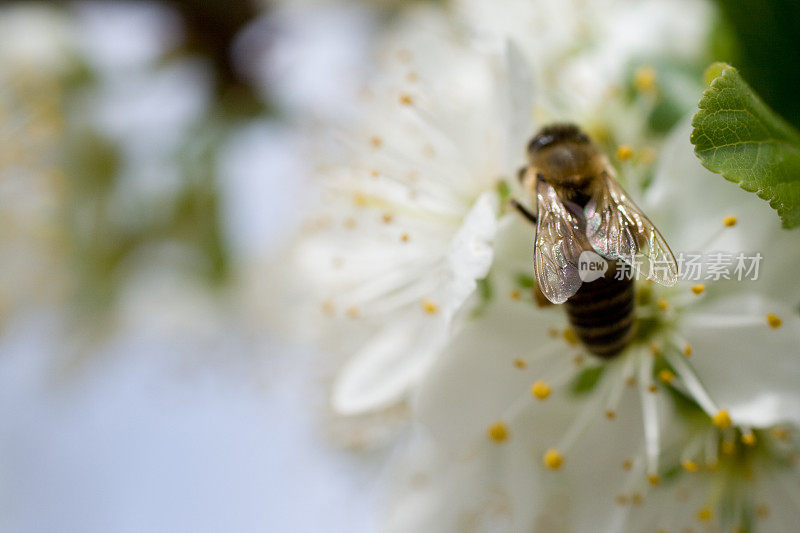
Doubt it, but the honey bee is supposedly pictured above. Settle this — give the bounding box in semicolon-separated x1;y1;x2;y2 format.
512;124;678;358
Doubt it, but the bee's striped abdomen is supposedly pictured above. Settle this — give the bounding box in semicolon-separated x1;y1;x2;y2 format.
565;269;635;358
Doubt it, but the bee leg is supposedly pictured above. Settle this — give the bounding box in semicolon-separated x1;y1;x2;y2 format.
509;198;538;225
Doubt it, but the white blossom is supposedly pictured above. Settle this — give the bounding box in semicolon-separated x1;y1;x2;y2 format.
391;122;800;532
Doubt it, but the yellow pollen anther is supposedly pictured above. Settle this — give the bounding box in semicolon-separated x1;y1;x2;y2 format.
683;344;693;357
657;298;669;310
647;474;660;486
742;432;757;446
639;146;657;164
615;494;629;506
531;380;551;400
756;504;770;519
648;384;659;393
369;169;380;178
572;355;585;367
722;440;736;455
658;369;675;384
697;507;713;522
400;233;410;243
616;144;634;161
712;409;732;429
634;66;657;92
370;136;383;148
513;358;527;369
691;284;706;295
321;300;335;316
346;306;360;319
682;460;699;472
510;289;522;300
563;328;579;345
487;422;508;443
771;427;790;441
622;459;633;471
397;49;413;64
631;492;643;505
352;192;368;207
543;448;564;470
399;93;413;106
605;410;616;420
649;342;661;356
625;376;637;387
381;213;393;224
421;299;439;314
723;215;738;227
766;313;782;329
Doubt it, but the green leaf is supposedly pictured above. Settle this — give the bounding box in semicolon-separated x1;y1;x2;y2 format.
691;63;800;228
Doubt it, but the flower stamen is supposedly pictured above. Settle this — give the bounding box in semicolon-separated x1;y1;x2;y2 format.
616;144;634;161
638;350;661;481
487;422;509;443
697;506;713;522
421;298;439;314
682;459;699;472
664;346;718;415
634;66;657;93
766;313;782;329
531;380;551;400
543;448;564;470
691;284;705;295
712;409;732;430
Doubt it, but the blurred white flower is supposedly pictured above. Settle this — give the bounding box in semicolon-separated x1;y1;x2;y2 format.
0;5;75;327
246;2;376;123
0;4;77;74
454;0;713;114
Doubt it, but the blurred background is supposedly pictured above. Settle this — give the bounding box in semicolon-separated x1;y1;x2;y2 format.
1;1;799;532
0;1;391;531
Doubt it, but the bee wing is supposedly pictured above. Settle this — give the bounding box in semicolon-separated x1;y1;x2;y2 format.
585;171;678;286
534;178;588;304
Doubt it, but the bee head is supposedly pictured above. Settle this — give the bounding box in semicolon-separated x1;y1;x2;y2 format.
526;123;590;155
526;124;600;192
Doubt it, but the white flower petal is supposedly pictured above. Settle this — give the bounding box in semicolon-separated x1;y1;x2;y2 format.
413;279;565;449
332;194;500;414
333;315;444;414
681;293;800;427
443;191;499;308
